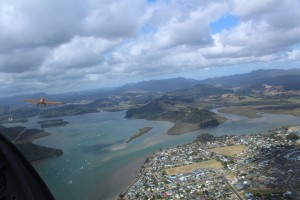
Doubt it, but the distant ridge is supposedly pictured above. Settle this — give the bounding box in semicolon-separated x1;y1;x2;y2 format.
250;74;300;90
2;68;300;108
200;69;300;88
167;84;233;98
117;77;200;92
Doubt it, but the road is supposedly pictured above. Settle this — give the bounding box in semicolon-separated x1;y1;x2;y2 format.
286;170;300;197
223;176;243;200
12;128;27;143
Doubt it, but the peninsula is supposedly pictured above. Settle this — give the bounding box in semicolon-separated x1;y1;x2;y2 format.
125;100;225;135
126;127;153;143
0;125;63;162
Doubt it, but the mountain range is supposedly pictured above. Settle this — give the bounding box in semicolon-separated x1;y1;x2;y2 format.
199;68;300;88
1;68;300;108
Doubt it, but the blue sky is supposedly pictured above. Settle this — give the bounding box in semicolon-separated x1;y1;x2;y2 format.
210;14;239;34
0;0;300;96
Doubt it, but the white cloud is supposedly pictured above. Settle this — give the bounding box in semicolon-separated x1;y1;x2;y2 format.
287;49;300;60
0;47;49;73
0;0;85;51
1;0;300;97
151;2;227;49
81;0;146;38
232;0;276;18
41;36;120;73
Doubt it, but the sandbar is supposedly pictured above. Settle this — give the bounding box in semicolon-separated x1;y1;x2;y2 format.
126;127;153;143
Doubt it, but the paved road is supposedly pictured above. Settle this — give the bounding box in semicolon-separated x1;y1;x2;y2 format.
286;170;300;197
12;128;27;143
223;177;243;200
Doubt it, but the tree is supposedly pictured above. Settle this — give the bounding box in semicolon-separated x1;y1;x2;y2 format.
197;133;215;142
286;132;300;141
118;194;124;200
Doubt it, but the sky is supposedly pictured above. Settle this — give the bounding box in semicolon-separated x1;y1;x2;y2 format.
1;0;300;97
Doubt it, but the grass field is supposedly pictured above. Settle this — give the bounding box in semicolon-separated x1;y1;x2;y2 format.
208;145;248;156
219;106;260;118
165;159;223;175
219;104;300;118
167;122;199;135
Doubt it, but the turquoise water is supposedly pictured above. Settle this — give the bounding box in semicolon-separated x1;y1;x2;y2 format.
24;110;300;199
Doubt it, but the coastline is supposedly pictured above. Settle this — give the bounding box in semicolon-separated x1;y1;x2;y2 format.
120;113;225;198
121;167;145;199
126;107;227;135
0;125;63;162
120;125;292;200
25;110;300;199
163;115;226;135
167;121;199;135
126;118;225;135
118;108;229;198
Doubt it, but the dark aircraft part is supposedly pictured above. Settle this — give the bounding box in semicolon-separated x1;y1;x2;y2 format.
0;133;54;200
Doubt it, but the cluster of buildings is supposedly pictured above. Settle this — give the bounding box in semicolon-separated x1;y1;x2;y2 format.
123;127;300;200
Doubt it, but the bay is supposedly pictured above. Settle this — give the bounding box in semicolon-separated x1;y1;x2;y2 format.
27;110;300;199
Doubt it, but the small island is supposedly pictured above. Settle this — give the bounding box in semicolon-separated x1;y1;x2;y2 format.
126;127;153;143
37;119;69;128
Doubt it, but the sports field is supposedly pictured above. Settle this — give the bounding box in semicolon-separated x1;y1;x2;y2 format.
165;159;223;175
208;145;248;156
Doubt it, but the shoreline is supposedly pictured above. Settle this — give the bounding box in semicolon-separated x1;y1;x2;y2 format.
167;121;199;135
23;110;300;199
0;125;63;162
121;167;145;199
127;118;225;135
120;109;300;198
126;108;227;135
162;116;227;135
120;113;225;198
121;124;299;199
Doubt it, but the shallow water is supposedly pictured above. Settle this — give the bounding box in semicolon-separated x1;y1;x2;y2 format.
23;109;300;199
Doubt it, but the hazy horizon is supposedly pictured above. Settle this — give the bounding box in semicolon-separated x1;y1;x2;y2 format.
1;67;300;98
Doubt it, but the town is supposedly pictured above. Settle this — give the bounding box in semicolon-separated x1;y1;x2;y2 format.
122;126;300;200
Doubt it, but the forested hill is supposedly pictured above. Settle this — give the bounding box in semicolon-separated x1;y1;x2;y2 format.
125;99;223;135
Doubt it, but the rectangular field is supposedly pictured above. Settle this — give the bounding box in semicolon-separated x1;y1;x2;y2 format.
219;104;300;118
208;145;248;156
165;159;223;175
218;106;260;118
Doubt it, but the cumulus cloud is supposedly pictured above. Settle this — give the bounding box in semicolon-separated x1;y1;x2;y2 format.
81;0;146;38
0;47;48;73
1;0;300;97
0;0;84;51
205;0;300;60
41;36;121;74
